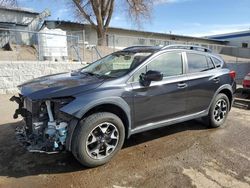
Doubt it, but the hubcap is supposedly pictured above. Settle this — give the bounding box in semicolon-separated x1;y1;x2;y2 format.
86;122;119;160
213;99;228;122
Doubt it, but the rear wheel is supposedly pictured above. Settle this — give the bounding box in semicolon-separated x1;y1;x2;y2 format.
207;93;230;128
72;112;125;167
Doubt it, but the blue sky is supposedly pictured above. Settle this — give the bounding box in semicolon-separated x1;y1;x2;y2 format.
19;0;250;37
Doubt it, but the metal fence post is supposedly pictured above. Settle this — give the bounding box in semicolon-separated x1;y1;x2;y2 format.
82;30;85;62
13;30;18;60
113;34;115;52
37;32;41;61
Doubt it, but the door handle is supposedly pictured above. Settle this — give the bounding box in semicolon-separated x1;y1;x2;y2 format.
177;82;187;89
213;77;220;83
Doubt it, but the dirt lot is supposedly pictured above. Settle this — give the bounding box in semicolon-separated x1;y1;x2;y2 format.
0;94;249;188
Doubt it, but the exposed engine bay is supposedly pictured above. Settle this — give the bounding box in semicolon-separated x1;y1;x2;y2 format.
10;95;75;154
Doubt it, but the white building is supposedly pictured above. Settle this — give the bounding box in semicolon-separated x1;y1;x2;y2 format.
0;6;49;47
208;30;250;48
0;6;40;30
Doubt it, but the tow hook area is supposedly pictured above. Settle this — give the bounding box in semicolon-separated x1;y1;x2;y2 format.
15;125;60;154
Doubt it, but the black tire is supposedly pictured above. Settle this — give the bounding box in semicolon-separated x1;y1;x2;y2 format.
208;93;230;128
72;112;125;167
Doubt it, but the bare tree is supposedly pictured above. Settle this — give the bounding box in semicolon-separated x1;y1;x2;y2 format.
0;0;17;7
72;0;153;46
126;0;153;26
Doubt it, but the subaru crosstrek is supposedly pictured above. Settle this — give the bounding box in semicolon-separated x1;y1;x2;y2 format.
11;45;236;167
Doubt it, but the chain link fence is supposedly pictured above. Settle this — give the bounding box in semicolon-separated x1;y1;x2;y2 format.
105;34;250;61
1;28;250;63
0;28;250;81
0;28;81;62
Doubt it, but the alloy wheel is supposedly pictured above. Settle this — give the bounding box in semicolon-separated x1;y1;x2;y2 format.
213;99;228;122
86;122;119;160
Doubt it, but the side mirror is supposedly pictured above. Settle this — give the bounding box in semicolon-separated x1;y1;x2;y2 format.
139;70;163;86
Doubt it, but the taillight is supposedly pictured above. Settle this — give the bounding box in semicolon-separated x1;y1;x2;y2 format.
229;71;236;79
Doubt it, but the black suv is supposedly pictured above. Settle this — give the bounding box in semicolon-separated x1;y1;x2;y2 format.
11;45;236;167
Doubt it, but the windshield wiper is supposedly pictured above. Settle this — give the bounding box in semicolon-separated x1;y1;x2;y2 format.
80;71;100;77
81;71;114;79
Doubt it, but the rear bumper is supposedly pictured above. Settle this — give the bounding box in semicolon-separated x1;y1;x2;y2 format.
243;80;250;89
243;85;250;90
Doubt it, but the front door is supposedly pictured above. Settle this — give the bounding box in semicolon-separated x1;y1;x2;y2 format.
130;51;188;127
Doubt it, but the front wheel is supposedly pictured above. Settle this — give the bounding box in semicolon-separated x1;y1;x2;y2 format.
72;112;125;167
208;93;230;128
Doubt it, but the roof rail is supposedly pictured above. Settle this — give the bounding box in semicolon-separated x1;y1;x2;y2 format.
162;44;212;53
123;45;155;50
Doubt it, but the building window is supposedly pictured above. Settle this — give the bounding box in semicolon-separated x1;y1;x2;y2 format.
242;43;248;48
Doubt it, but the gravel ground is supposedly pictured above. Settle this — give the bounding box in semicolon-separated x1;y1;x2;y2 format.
0;94;249;188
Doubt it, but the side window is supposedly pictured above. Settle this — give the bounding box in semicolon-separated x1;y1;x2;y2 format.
187;53;211;73
212;57;222;68
147;52;183;77
207;57;215;69
131;52;183;82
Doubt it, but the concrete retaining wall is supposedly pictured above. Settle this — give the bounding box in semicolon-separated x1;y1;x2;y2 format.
221;47;250;59
0;61;85;94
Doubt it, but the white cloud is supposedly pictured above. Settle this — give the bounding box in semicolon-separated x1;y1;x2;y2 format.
113;16;122;21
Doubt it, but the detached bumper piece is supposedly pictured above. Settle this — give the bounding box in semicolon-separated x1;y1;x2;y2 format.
10;95;28;119
11;95;72;154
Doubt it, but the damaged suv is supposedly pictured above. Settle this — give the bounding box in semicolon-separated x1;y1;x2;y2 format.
11;45;236;167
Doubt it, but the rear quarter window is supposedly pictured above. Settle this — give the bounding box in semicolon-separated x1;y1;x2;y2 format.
207;57;215;69
212;57;223;68
187;53;213;73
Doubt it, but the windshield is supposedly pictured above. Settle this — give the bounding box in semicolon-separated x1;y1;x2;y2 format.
81;52;152;78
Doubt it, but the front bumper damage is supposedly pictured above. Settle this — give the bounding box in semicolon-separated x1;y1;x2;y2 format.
10;95;76;154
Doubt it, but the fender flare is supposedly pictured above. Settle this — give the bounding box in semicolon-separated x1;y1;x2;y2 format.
64;97;132;151
208;84;234;112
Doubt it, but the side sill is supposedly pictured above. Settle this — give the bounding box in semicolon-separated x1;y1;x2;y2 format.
130;110;208;135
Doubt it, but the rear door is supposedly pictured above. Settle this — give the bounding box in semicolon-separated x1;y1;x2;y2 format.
130;51;188;127
185;52;221;114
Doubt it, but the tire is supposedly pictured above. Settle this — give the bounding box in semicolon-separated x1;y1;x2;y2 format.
207;93;230;128
72;112;125;167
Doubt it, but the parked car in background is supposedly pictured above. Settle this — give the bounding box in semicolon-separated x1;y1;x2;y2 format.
11;45;236;167
243;72;250;92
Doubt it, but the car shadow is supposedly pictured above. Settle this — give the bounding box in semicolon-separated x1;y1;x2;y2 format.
0;119;208;178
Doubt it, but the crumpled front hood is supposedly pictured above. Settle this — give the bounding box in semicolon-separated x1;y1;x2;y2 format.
19;72;105;100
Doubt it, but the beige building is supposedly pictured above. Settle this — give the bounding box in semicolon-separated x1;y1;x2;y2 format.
42;20;227;51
